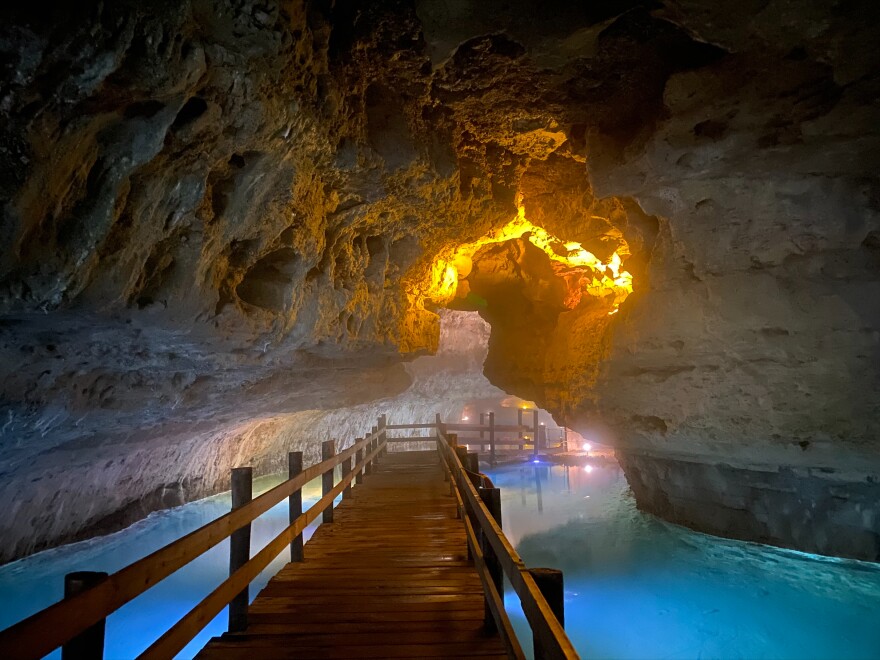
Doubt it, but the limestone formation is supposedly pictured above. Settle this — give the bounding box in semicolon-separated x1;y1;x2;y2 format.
0;1;877;562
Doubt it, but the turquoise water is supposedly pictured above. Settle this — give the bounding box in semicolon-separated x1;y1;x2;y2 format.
0;474;329;659
486;462;880;660
2;461;878;659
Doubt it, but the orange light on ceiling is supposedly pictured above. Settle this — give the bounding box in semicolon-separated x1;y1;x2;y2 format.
424;203;633;313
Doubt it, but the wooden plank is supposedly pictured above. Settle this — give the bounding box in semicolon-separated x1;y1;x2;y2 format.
198;642;508;658
220;630;507;645
247;610;487;624
244;621;492;635
385;436;440;442
445;424;531;433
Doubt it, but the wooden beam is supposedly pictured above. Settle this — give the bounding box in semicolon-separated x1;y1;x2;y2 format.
384;436;440;442
445;423;531;433
61;572;107;660
355;442;364;485
288;452;303;563
322;440;336;524
488;412;496;466
228;467;253;633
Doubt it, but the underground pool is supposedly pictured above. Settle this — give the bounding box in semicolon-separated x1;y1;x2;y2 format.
1;460;878;659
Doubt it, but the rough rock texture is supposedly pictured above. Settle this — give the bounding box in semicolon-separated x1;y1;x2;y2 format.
587;5;880;560
1;1;878;561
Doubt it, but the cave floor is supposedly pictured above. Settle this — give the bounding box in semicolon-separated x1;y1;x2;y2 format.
197;450;507;659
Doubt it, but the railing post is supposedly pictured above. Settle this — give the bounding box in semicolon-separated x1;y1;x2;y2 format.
343;452;353;499
532;409;539;458
355;440;364;485
517;408;524;443
479;412;485;447
445;432;457;495
466;451;479;476
488;411;496;466
454;446;469;472
479;486;503;632
378;414;387;456
365;427;376;475
435;412;447;438
61;571;108;660
529;568;565;660
229;466;253;633
288;452;304;563
322;440;336;524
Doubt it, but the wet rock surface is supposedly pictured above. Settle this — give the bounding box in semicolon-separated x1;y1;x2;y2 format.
0;1;878;561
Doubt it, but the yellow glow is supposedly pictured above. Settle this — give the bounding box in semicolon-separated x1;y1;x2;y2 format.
425;204;633;312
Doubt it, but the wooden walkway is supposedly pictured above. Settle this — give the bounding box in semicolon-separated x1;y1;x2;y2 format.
197;451;508;659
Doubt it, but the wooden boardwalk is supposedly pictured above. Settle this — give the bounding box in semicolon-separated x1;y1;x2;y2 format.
197;451;508;659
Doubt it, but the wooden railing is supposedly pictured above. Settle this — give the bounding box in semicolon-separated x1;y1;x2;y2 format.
0;419;389;659
388;412;566;466
434;424;579;660
388;418;578;659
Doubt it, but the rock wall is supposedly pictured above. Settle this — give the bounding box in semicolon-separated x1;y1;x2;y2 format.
0;0;478;562
1;1;878;561
587;4;880;560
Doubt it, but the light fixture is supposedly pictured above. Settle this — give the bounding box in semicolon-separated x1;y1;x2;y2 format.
462;416;469;421
583;465;594;473
582;442;592;452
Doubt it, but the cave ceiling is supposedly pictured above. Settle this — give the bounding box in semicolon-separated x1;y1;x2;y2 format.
0;0;878;561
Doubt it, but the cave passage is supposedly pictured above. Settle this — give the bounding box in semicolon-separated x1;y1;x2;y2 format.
1;0;879;658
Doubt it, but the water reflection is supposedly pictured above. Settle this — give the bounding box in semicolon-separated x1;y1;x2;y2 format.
0;474;328;659
486;462;880;660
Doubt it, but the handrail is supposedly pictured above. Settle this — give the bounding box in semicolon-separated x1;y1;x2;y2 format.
389;422;540;434
0;432;381;659
436;428;579;660
462;514;525;660
445;423;532;432
140;439;385;658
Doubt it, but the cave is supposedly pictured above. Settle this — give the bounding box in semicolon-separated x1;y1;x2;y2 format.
0;1;879;658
